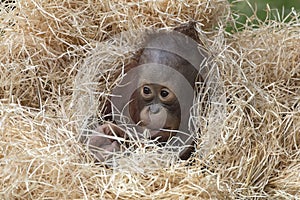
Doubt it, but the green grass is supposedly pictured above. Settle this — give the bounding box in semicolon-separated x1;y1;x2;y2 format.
227;0;300;32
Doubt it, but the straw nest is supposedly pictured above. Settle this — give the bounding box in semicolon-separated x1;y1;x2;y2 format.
0;0;299;199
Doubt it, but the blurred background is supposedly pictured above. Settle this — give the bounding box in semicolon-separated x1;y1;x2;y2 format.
227;0;300;31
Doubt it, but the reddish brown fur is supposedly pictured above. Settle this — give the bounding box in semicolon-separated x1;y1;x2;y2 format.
86;22;206;162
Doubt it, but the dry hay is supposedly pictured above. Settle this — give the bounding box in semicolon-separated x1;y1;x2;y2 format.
0;0;299;199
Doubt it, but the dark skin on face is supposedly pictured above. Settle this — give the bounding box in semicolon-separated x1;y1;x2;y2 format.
86;22;205;162
130;83;181;142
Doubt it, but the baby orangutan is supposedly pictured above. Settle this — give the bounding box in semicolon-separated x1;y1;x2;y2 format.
86;22;208;162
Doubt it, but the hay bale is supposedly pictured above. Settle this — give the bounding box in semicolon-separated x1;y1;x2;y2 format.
209;13;300;198
1;0;299;199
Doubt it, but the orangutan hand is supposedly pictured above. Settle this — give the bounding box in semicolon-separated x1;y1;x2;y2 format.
87;123;124;162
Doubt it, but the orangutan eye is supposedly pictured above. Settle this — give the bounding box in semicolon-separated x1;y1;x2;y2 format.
143;86;152;95
160;90;169;98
